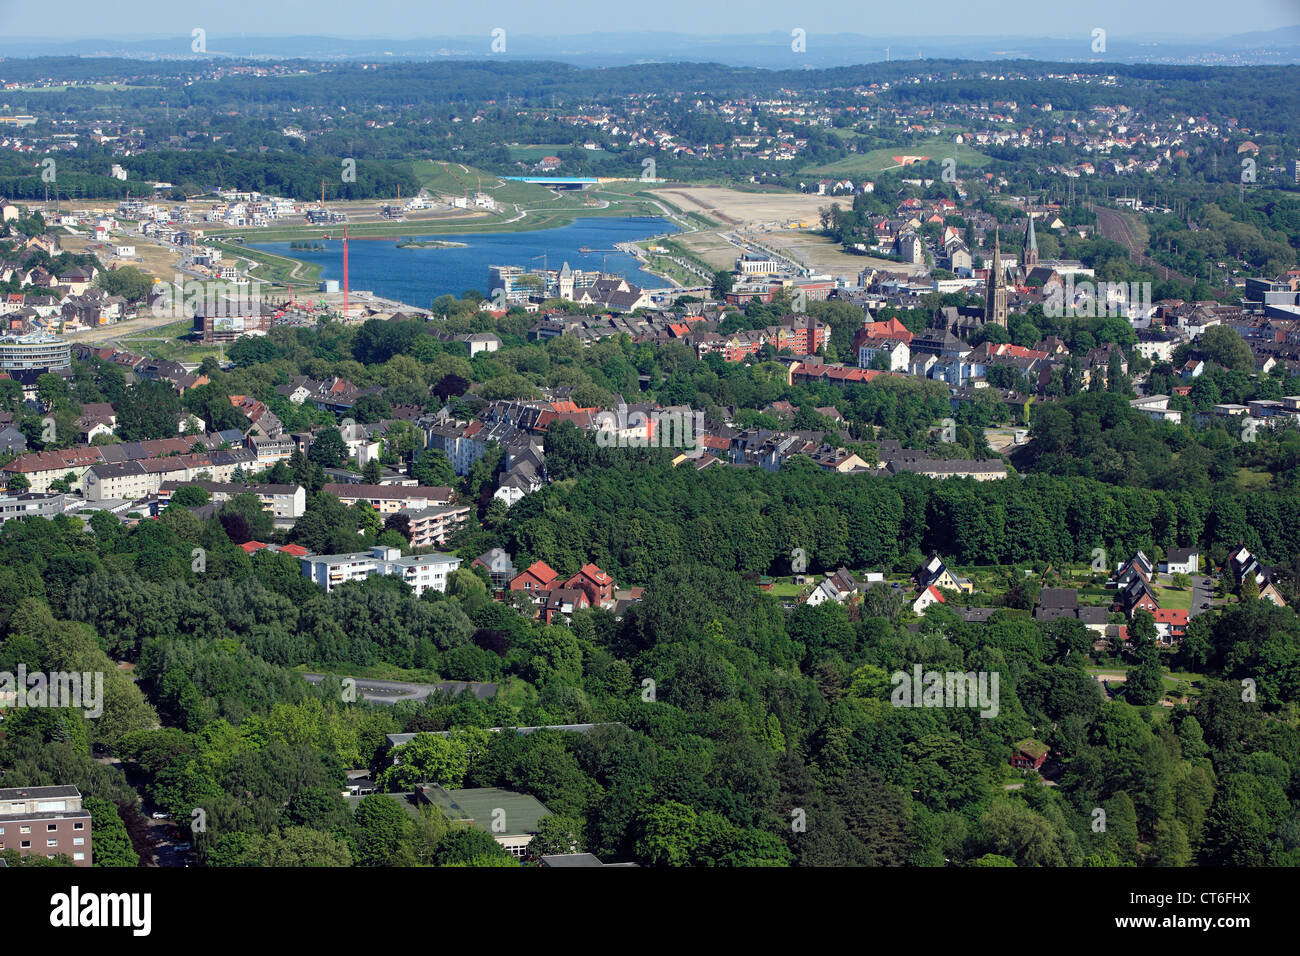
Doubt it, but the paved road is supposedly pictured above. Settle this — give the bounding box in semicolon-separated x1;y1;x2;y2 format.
302;673;497;703
1189;576;1219;619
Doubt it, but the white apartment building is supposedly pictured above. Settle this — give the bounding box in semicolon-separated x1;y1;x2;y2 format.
300;546;461;596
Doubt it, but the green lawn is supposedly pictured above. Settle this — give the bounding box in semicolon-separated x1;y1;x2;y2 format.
507;144;607;161
1154;586;1193;610
766;582;807;600
635;244;699;287
213;241;323;290
114;320;221;363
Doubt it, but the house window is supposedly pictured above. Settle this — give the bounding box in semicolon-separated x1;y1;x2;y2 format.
73;822;83;830
47;823;57;831
20;840;30;848
47;839;58;847
73;853;85;861
73;838;84;846
19;825;30;834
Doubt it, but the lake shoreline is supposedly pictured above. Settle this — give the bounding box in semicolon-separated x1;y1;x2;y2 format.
247;216;682;302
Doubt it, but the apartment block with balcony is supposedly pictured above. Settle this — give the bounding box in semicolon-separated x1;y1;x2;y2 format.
300;546;461;596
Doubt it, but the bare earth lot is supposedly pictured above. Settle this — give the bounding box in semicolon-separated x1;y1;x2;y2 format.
657;185;832;228
658;184;922;278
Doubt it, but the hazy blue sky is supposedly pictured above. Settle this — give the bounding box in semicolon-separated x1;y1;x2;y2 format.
1;0;1296;39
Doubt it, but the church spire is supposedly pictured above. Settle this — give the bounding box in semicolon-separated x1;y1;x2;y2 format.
1023;212;1039;272
984;227;1008;328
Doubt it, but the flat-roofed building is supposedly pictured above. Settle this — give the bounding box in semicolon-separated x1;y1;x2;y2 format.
158;480;306;519
414;785;550;859
0;785;92;866
300;545;461;596
399;504;471;549
321;483;454;515
0;332;71;373
0;492;69;523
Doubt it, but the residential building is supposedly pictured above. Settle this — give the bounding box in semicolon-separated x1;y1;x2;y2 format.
1152;608;1189;645
158;480;306;520
511;560;560;597
1011;739;1049;771
320;483;454;514
543;587;591;624
0;786;92;866
804;567;860;607
1162;547;1200;576
916;554;974;594
300;546;461;596
912;584;946;614
471;548;517;589
399;504;472;549
83;448;258;501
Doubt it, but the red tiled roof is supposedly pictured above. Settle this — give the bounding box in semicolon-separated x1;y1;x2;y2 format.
522;560;559;586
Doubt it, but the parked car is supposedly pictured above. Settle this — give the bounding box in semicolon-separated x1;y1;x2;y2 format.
1201;603;1210;609
151;812;168;819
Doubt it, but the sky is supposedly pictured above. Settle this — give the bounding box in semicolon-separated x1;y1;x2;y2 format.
1;0;1296;40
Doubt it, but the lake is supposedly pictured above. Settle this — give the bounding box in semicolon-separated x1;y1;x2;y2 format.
248;216;680;309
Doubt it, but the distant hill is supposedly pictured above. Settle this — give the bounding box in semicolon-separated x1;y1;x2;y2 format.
1;27;1298;66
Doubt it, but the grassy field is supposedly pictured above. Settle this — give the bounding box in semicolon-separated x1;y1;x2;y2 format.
653;237;716;275
506;144;607;161
201;169;666;245
1153;586;1193;610
801;139;992;176
1084;666;1206;698
1236;468;1273;490
413;159;553;205
634;243;699;287
110;319;220;364
213;240;323;291
766;582;807;600
640;189;720;229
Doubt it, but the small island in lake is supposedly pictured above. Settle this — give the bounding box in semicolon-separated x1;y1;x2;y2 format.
395;238;468;249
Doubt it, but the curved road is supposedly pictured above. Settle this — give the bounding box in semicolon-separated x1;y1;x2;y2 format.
302;673;497;703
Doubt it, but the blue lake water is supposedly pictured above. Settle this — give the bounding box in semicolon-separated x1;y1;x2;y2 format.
248;216;680;309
